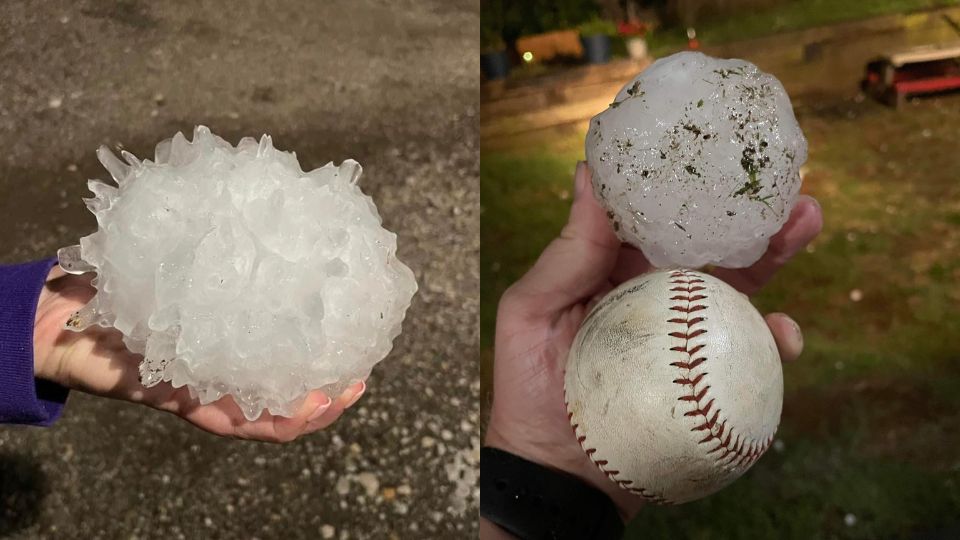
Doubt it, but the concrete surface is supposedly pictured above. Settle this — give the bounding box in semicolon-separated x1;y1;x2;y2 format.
0;1;479;538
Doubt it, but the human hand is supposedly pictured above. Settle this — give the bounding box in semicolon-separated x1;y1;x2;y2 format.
485;161;822;521
32;268;366;443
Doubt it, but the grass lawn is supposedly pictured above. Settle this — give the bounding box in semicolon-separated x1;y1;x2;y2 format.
480;94;960;537
644;0;960;56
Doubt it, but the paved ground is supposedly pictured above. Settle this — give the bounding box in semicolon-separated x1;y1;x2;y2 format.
0;1;479;539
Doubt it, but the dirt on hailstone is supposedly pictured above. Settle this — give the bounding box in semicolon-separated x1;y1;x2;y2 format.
0;1;479;539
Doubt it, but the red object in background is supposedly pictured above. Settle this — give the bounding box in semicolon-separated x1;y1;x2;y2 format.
685;27;699;50
895;74;960;93
617;21;647;36
861;44;960;107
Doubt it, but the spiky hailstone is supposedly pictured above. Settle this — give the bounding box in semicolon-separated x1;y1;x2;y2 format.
62;126;417;420
585;52;807;268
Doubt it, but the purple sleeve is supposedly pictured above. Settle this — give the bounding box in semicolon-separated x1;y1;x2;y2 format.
0;257;70;426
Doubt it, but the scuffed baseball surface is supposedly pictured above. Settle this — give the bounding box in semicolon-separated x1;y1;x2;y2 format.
585;52;807;269
564;269;782;504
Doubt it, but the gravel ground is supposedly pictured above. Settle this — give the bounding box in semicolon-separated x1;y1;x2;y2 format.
0;1;479;538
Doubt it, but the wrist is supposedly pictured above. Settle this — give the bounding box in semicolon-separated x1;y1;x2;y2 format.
485;419;644;522
32;267;82;387
33;272;59;382
483;423;567;480
481;446;626;540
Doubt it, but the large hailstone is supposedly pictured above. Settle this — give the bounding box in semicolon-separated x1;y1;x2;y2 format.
585;52;807;268
60;126;417;420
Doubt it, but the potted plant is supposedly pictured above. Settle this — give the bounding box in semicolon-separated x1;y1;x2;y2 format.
481;27;510;81
617;20;649;61
577;16;617;64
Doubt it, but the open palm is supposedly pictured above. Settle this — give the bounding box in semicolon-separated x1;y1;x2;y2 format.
485;162;822;520
33;268;365;443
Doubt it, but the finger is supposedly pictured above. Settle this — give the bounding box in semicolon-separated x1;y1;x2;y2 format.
168;387;329;443
342;380;366;409
712;196;823;295
303;380;366;433
765;312;803;362
609;245;653;286
216;389;327;443
505;161;620;319
270;390;333;440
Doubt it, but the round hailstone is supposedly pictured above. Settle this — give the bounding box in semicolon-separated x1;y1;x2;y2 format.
61;126;418;420
585;51;807;268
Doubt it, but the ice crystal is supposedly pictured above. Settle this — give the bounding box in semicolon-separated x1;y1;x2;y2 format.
62;126;417;420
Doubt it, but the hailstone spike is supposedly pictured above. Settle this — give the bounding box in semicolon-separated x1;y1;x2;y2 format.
64;301;101;332
96;146;129;184
60;127;418;421
154;139;172;163
82;186;111;213
87;179;117;198
169;132;191;158
257;134;273;157
120;150;141;168
339;159;362;185
57;245;95;275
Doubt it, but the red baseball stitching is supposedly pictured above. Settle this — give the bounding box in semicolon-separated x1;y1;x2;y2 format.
564;407;674;505
668;270;774;469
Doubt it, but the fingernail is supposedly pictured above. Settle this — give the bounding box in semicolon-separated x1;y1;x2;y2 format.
307;395;333;422
343;381;366;408
795;195;821;218
786;315;803;355
574;161;587;199
793;319;804;351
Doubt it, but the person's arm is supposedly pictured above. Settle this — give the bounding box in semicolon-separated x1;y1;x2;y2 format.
0;257;70;425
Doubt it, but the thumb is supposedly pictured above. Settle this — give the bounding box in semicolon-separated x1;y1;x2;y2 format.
506;161;620;319
765;312;804;362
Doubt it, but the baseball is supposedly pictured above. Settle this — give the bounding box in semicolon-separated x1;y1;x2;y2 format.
564;269;782;504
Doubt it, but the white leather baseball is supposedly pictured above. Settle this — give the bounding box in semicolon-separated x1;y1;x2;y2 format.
564;269;782;504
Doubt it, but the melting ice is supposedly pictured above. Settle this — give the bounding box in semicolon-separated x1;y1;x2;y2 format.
585;52;807;268
62;126;418;420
